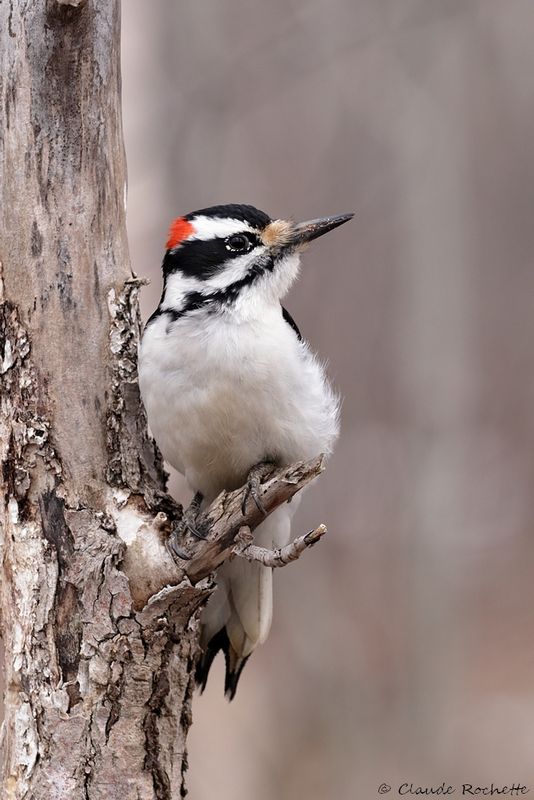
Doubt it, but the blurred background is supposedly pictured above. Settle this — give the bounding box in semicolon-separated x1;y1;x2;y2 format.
3;1;534;799
121;1;534;797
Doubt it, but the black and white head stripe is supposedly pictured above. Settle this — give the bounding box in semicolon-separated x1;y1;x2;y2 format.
148;204;302;328
164;231;266;281
165;205;271;253
163;204;273;280
183;204;271;230
158;247;277;323
158;205;279;311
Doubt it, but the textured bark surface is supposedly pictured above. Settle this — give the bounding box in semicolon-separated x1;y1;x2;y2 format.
0;3;203;798
0;4;328;797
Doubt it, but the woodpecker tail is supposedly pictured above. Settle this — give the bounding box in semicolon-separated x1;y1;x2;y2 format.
196;503;295;699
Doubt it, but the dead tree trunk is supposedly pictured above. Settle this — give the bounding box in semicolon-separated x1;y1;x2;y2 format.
0;3;326;798
0;2;195;797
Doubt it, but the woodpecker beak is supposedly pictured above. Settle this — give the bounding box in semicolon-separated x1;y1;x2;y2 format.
290;213;354;247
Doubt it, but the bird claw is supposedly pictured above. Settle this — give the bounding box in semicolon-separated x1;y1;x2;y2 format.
183;517;208;540
167;492;206;561
241;462;274;517
167;534;192;561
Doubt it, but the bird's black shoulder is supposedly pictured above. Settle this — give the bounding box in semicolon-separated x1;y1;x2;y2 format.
281;305;302;341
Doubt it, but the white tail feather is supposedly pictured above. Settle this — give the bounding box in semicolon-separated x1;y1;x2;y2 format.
200;498;301;661
227;560;272;655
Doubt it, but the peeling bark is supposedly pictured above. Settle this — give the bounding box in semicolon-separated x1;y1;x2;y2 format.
0;2;202;797
0;3;328;798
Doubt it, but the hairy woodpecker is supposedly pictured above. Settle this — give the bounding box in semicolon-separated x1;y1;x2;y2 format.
139;204;352;698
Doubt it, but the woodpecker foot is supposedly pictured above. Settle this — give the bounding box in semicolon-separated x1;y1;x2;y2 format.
241;461;275;516
183;491;205;538
168;492;206;560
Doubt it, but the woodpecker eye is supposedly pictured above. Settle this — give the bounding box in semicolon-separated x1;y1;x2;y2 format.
225;233;252;254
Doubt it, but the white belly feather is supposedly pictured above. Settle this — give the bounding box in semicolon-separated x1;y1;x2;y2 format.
139;305;338;501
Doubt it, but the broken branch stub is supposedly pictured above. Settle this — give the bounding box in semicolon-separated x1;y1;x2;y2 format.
232;523;328;568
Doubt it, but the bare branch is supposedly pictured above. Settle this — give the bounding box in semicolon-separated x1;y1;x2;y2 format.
180;454;325;583
116;454;327;608
232;524;327;567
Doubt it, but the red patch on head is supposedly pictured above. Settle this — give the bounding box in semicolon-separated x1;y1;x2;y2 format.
166;217;195;250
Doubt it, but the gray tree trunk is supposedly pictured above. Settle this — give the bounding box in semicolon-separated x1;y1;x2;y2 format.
0;3;202;797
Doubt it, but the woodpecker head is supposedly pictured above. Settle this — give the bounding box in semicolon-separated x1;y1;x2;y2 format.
153;203;353;324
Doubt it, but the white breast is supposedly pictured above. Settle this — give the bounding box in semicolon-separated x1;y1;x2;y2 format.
139;302;339;501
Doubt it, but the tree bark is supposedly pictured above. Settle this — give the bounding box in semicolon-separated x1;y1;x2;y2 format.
0;3;327;798
0;2;200;797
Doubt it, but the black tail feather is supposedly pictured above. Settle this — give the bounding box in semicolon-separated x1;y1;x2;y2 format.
224;651;250;701
195;627;229;692
195;627;250;700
